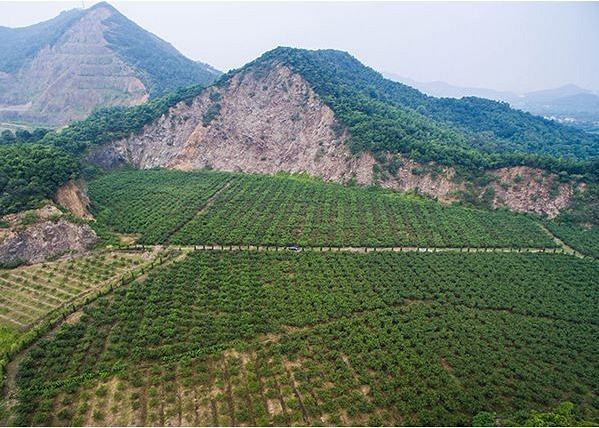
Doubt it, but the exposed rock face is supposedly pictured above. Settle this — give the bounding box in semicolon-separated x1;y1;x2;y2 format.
0;7;147;126
91;63;365;180
0;205;97;265
0;3;219;127
55;179;93;219
89;62;579;217
355;153;464;203
490;166;578;218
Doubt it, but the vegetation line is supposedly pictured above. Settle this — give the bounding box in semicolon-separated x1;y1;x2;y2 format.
536;222;586;258
0;249;178;400
164;180;233;245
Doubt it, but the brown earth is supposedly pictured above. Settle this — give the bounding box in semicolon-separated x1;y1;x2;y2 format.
55;179;93;219
0;6;148;126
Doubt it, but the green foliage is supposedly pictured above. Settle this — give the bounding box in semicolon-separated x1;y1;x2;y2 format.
0;326;19;359
202;102;221;126
478;402;595;427
560;183;599;226
101;5;219;97
237;48;598;176
472;411;496;426
510;402;595;427
0;144;78;215
89;169;232;244
544;221;599;258
0;128;50;145
12;251;599;425
18;211;39;226
88;221;121;248
544;184;599;257
89;169;557;248
0;259;25;269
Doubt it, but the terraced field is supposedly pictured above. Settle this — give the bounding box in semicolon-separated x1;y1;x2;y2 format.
0;252;150;330
0;249;164;387
9;251;598;426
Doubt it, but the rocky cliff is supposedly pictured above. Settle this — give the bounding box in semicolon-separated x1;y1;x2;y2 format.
54;179;93;219
89;60;581;218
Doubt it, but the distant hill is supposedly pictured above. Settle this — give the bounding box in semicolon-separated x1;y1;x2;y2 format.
0;2;220;126
385;74;599;134
384;73;520;104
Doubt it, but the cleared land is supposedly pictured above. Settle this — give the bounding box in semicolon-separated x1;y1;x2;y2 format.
89;170;558;249
9;251;598;426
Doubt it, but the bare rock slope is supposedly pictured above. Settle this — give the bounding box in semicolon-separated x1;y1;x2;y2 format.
90;62;579;217
0;206;97;265
0;7;146;126
0;2;219;126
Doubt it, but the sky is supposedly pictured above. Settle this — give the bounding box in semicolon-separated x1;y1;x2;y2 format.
0;1;598;94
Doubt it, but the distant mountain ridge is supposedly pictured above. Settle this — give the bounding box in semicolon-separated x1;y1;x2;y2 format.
385;74;599;133
0;1;220;126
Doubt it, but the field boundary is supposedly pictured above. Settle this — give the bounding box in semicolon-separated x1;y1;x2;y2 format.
163;180;233;245
0;249;180;399
536;222;587;258
116;243;589;258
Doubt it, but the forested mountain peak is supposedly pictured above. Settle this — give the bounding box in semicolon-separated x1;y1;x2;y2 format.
233;47;599;171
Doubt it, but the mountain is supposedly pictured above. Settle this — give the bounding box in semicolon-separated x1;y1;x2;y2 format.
521;84;590;104
385;75;599;134
0;2;220;127
383;73;520;104
90;47;598;169
515;87;599;133
2;46;597;218
77;47;597;218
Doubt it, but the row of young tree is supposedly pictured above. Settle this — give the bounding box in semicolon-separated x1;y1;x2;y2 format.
12;250;598;425
89;169;557;249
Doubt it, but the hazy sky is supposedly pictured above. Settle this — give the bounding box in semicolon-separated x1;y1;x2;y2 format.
1;1;598;93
